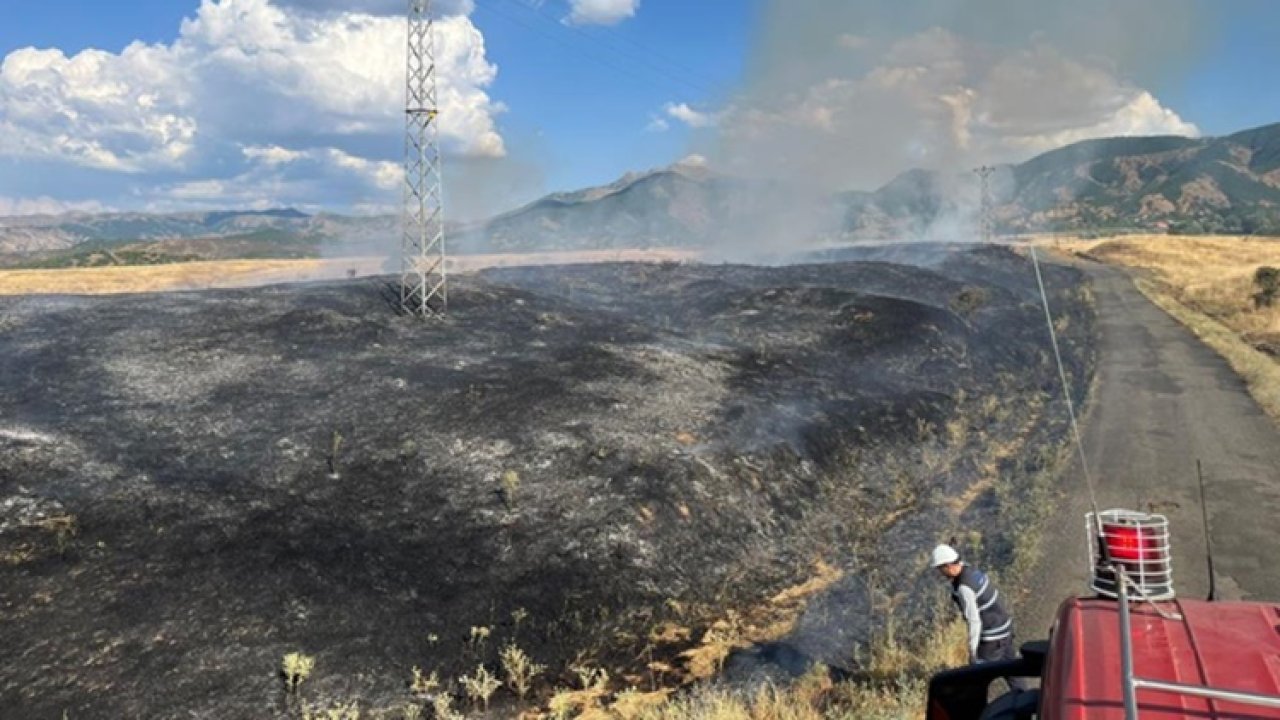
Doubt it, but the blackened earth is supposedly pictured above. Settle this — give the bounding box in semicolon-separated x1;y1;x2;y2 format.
0;246;1093;718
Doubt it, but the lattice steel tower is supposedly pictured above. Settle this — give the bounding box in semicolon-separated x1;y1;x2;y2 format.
974;165;996;244
401;0;447;317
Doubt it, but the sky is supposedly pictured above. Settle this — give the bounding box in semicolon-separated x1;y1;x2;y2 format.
0;0;1278;218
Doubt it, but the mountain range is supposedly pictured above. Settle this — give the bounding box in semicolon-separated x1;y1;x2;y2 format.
4;121;1279;262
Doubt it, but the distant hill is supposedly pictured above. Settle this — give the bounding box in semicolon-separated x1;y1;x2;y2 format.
0;210;398;265
454;156;811;252
990;123;1280;234
459;158;727;252
462;121;1280;248
4;122;1279;263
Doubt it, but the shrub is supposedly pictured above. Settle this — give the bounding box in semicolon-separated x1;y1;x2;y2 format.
1254;266;1280;308
460;664;501;710
281;652;315;695
409;666;440;696
499;643;545;699
949;287;990;318
431;694;463;720
499;470;520;509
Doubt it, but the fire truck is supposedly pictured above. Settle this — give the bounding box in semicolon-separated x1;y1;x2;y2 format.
925;509;1280;719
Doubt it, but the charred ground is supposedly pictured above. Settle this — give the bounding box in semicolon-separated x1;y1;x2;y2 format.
0;246;1093;718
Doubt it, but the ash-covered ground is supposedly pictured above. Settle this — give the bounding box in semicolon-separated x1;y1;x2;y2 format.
0;246;1093;718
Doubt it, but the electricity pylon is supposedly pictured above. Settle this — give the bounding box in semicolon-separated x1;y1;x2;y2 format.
974;165;996;244
401;0;446;317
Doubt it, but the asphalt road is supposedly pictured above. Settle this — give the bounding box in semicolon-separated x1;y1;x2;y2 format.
1020;261;1280;638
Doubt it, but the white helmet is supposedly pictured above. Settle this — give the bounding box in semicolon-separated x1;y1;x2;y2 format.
931;543;960;567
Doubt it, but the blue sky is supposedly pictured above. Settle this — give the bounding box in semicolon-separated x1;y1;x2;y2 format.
0;0;1277;217
1168;1;1280;135
473;0;755;190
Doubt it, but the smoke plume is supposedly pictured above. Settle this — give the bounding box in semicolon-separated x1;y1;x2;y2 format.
690;0;1207;250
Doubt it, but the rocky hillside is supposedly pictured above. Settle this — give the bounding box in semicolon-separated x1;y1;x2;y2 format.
0;209;397;256
994;123;1280;234
461;121;1280;245
462;122;1280;246
6;122;1278;259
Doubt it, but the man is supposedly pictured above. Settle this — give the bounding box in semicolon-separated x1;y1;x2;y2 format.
931;543;1027;689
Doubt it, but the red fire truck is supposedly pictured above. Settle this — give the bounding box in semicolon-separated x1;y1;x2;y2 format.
925;509;1280;719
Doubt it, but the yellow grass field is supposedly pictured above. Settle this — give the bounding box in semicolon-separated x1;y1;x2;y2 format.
0;248;700;296
1052;234;1280;422
0;259;334;295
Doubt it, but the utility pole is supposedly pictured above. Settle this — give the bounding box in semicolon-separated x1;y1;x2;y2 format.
974;165;996;244
401;0;447;317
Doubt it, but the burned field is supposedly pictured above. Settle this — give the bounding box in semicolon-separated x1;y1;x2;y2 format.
0;247;1093;718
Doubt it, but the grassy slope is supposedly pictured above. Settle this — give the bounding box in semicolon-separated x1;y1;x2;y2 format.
1058;234;1280;423
0;252;1074;720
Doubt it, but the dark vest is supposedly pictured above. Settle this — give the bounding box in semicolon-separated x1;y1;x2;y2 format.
951;565;1012;642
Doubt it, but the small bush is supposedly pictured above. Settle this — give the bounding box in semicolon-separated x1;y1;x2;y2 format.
409;666;439;696
499;470;520;509
281;652;316;695
465;625;490;661
431;694;463;720
499;643;545;699
1253;266;1280;308
949;287;990;318
459;664;501;710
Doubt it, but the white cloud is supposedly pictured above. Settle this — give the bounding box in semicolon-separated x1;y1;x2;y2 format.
999;91;1198;155
0;0;505;211
241;144;402;189
566;0;640;26
0;196;110;217
675;153;708;169
275;0;476;16
645;116;670;133
0;45;197;171
142;141;405;211
664;102;720;129
716;28;1198;190
242;145;306;166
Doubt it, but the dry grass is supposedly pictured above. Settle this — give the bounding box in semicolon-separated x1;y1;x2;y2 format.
1052;234;1280;423
0;248;701;296
0;259;332;295
628;621;967;720
518;563;966;719
674;560;844;683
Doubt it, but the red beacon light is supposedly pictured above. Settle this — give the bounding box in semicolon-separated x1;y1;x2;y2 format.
1087;509;1175;601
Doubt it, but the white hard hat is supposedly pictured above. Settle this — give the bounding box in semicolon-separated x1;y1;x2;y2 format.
931;543;960;567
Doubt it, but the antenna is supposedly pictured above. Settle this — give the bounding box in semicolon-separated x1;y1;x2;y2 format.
974;166;996;244
1031;246;1099;518
401;0;447;317
1196;459;1217;601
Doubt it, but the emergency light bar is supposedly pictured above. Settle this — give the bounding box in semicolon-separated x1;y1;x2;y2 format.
1087;509;1175;601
